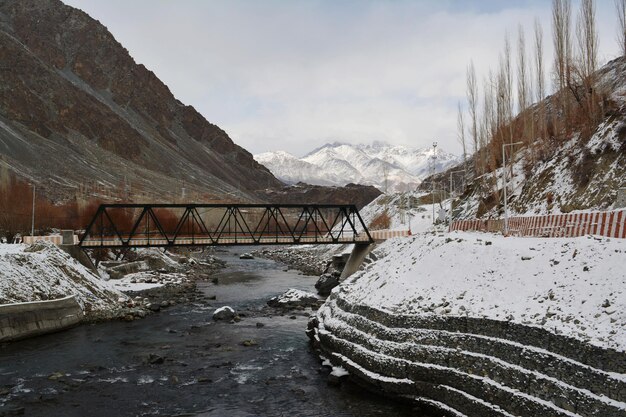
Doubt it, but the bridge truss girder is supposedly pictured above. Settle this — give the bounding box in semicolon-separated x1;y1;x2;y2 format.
78;204;373;248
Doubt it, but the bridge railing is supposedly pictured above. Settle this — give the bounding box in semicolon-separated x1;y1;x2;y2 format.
78;204;373;248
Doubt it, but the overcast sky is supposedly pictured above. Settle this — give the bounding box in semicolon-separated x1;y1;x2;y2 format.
63;0;620;157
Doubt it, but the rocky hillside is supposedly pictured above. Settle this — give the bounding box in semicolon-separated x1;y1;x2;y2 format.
255;142;460;193
0;0;281;201
259;183;382;209
429;56;626;219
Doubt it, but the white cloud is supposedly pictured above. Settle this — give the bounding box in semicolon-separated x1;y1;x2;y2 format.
62;0;620;156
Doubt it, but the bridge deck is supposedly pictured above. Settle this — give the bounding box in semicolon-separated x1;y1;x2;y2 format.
80;235;371;248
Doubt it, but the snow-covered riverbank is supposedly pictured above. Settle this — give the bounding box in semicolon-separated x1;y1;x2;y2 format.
0;242;126;317
339;232;625;351
0;242;224;326
311;231;626;416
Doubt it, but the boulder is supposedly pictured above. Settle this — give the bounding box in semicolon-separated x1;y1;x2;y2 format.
212;306;236;321
267;289;319;309
315;273;339;296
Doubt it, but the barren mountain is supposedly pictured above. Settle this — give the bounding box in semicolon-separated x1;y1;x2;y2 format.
0;0;281;202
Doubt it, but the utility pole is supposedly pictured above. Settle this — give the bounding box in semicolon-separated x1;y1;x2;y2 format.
502;141;523;235
31;184;35;237
407;191;412;234
431;141;437;224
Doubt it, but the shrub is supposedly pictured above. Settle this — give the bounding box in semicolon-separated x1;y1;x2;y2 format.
572;149;596;187
369;210;391;230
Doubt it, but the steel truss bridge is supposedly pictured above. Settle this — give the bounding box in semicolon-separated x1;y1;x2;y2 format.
79;204;373;248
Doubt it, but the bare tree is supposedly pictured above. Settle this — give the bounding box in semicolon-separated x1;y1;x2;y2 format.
577;0;598;83
568;0;598;127
552;0;572;138
517;25;529;115
499;34;517;182
503;33;513;124
533;18;546;161
466;61;479;170
552;0;572;93
534;18;545;103
517;24;530;148
483;72;496;148
476;71;495;196
0;164;9;197
617;0;626;56
456;102;467;180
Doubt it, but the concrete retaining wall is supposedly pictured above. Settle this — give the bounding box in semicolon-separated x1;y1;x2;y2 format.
311;294;626;417
0;296;83;342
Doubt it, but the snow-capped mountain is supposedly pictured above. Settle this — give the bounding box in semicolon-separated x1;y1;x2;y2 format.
254;142;460;192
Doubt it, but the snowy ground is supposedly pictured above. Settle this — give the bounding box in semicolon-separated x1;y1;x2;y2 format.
0;242;126;314
358;192;438;232
340;231;626;351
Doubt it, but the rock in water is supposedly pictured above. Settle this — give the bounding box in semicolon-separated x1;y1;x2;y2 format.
267;289;319;308
212;306;236;321
315;273;340;296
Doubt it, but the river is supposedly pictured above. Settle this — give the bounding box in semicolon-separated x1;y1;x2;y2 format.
0;248;425;417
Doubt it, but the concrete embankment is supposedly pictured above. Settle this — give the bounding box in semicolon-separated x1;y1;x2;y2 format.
309;233;626;417
0;296;83;342
310;294;626;416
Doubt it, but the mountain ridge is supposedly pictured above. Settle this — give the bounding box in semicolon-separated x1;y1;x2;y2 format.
255;142;460;192
0;0;281;201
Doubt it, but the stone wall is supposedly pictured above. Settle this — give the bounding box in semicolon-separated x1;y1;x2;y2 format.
0;296;83;342
310;293;626;417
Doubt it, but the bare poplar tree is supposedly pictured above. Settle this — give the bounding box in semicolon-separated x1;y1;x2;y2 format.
477;72;495;195
552;0;572;138
534;18;545;103
517;25;528;115
552;0;572;92
577;0;598;82
466;61;479;165
502;33;516;182
503;33;513;124
617;0;626;56
533;18;546;161
457;102;467;175
517;25;529;147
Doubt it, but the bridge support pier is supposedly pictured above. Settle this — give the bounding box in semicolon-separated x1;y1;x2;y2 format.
340;243;375;280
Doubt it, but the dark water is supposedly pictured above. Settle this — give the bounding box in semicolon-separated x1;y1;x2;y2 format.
0;249;423;417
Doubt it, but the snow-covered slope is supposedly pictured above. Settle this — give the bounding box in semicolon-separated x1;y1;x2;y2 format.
359;141;459;177
255;142;460;192
254;151;342;186
0;242;126;315
448;56;626;219
338;232;625;351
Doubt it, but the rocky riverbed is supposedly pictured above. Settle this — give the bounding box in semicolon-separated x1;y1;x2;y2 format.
252;246;333;275
86;247;227;322
0;247;427;417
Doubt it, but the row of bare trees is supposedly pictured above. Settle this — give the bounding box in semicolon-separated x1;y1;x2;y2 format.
457;0;626;204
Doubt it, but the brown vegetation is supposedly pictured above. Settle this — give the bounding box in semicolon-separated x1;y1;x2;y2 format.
369;211;391;230
0;175;96;240
456;0;613;209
